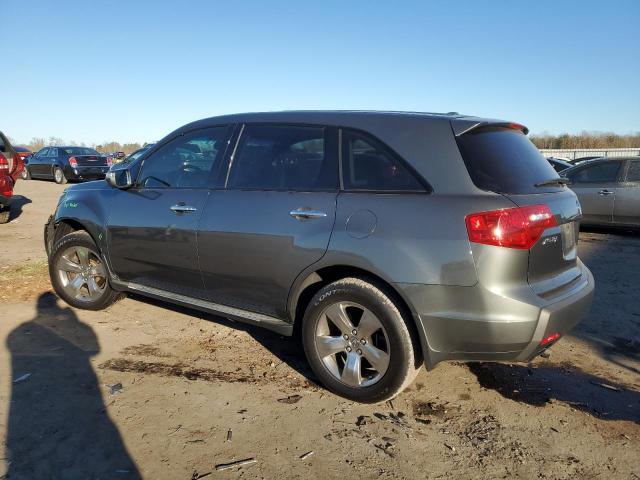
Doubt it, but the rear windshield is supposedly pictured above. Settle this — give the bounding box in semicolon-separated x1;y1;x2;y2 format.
456;127;562;194
60;147;100;156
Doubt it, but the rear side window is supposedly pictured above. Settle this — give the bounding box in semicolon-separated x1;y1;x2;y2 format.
228;125;337;191
568;161;621;184
626;160;640;182
456;127;561;194
341;130;424;192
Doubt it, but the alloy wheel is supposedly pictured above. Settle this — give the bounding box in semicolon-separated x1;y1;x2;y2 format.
56;245;107;302
314;301;390;388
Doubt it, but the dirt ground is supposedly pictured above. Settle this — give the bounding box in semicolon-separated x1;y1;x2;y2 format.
1;180;639;480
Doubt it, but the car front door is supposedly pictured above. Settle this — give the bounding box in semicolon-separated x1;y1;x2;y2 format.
613;159;640;227
106;126;233;298
29;148;49;176
567;160;623;225
198;124;339;319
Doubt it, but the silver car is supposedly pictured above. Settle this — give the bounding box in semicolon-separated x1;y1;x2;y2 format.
563;157;640;228
45;111;595;402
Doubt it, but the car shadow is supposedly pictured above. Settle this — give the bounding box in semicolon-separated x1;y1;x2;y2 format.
129;293;318;385
5;292;141;478
7;195;32;222
467;362;640;423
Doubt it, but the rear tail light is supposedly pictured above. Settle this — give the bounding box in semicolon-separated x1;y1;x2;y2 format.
69;156;78;168
0;153;8;170
540;332;561;346
465;204;557;249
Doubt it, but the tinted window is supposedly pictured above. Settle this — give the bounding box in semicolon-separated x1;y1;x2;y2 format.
342;130;423;191
50;148;58;157
456;127;561;194
138;127;229;188
228;125;337;191
60;147;100;156
569;161;621;184
37;148;50;157
626;160;640;182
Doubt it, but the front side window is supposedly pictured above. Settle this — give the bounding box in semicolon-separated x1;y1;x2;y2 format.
138;127;229;188
50;148;58;158
341;130;424;191
228;125;337;191
625;160;640;182
37;148;49;157
569;161;621;184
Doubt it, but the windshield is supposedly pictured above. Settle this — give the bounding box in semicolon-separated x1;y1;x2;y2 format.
456;127;563;194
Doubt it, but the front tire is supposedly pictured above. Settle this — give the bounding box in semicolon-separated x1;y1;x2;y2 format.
0;206;10;224
49;231;120;310
21;167;31;180
53;167;67;184
302;277;421;403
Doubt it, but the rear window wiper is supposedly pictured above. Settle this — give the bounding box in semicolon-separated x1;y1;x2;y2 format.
534;178;569;187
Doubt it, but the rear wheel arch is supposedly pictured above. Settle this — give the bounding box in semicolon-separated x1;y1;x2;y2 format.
289;265;423;365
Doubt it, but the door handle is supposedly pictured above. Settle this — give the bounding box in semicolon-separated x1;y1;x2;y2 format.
289;208;328;220
170;204;197;214
598;189;614;196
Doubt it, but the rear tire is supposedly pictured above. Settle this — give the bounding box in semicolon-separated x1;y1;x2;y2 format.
49;231;121;310
302;277;421;403
0;206;10;224
54;167;67;184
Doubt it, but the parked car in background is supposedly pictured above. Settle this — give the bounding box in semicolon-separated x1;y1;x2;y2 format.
22;146;110;184
14;146;32;161
562;157;640;228
0;132;24;223
547;157;573;172
45;111;594;402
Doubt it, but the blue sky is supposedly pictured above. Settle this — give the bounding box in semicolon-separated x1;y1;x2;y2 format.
2;0;639;145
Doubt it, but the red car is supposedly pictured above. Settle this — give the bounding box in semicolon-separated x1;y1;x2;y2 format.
14;145;32;160
0;132;24;223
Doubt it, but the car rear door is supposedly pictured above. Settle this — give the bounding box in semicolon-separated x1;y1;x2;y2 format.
106;126;233;298
565;160;623;225
613;159;640;226
197;124;339;319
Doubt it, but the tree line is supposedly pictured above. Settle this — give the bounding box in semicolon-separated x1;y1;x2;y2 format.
19;137;146;155
530;132;640;150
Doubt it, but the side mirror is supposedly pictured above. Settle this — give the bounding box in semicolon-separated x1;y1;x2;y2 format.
106;168;133;189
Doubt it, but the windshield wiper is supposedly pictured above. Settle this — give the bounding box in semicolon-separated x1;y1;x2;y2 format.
534;178;569;188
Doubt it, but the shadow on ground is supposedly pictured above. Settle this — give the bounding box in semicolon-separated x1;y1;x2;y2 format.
7;195;31;222
129;293;317;385
468;362;640;423
5;292;141;478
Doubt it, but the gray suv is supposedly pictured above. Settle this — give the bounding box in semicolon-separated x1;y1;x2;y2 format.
45;111;594;402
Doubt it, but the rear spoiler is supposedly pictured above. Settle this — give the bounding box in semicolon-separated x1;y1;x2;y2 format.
451;119;529;136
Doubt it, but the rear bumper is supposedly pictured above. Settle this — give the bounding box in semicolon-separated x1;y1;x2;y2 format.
65;165;108;181
397;261;595;369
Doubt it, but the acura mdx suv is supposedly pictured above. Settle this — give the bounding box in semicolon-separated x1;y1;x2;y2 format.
45;111;594;402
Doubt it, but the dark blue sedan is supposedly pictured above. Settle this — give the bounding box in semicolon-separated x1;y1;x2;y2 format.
22;146;111;184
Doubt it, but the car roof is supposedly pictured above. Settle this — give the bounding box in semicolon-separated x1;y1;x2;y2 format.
174;110;516;135
14;146;31;152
